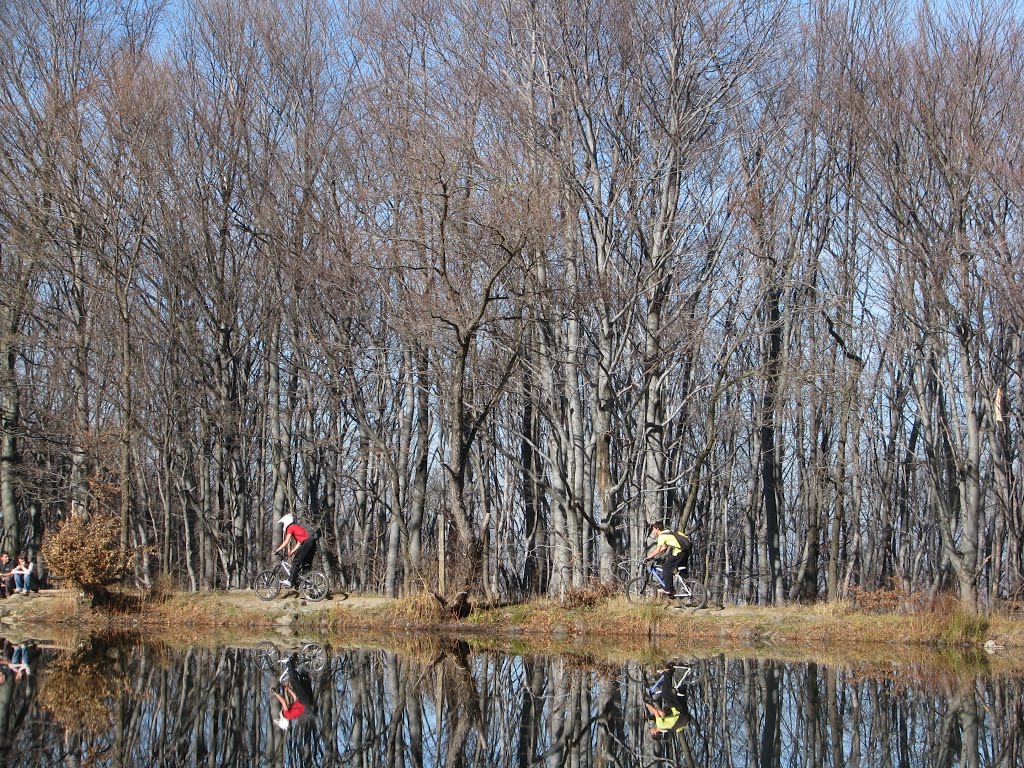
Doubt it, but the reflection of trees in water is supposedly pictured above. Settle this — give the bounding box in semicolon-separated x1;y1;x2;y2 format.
1;639;1022;767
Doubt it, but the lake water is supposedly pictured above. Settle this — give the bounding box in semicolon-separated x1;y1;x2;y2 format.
1;634;1021;767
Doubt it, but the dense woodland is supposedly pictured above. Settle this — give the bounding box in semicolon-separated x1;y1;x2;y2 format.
3;641;1023;766
1;0;1023;605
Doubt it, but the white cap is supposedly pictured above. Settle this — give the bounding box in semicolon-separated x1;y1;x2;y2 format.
279;514;294;528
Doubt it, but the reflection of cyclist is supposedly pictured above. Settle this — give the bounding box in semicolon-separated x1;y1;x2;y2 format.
273;514;318;589
645;665;693;738
646;522;691;596
272;655;315;731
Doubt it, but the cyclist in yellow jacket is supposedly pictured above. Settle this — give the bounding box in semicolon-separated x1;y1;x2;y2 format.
646;522;692;596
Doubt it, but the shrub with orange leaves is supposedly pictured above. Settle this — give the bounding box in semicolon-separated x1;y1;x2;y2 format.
41;514;133;593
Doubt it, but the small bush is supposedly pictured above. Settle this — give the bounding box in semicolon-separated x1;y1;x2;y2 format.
383;590;449;624
562;580;616;610
848;586;932;614
41;514;133;594
144;574;177;604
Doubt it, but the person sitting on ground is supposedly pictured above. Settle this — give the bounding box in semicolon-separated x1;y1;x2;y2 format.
273;515;318;590
11;554;33;595
0;553;14;598
645;521;692;596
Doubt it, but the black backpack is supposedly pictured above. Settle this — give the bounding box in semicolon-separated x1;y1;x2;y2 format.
670;531;692;558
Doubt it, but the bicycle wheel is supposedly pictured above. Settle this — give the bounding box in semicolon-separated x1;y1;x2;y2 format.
670;661;704;685
626;576;657;605
254;640;280;670
675;577;706;608
301;571;329;602
622;659;650;686
253;569;281;601
298;642;327;673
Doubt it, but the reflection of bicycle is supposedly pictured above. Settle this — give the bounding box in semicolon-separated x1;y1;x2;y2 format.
253;555;329;602
649;662;703;693
626;561;706;608
254;640;327;674
624;658;705;688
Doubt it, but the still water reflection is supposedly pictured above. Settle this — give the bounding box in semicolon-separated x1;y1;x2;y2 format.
1;634;1021;767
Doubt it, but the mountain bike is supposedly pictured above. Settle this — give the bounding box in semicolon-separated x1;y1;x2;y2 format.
253;555;330;602
626;560;706;608
254;640;327;674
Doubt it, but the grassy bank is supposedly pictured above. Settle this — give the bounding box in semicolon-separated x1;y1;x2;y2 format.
6;587;1024;682
334;591;1024;649
9;586;1024;654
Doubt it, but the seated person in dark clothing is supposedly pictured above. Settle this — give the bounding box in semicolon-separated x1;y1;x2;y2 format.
0;553;14;597
273;655;316;731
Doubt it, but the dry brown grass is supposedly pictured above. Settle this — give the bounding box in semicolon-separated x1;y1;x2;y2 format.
363;589;449;626
456;591;1024;653
134;592;271;628
561;579;617;609
33;593;82;623
848;586;921;613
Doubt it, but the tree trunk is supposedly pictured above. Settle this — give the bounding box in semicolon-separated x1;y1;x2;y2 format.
1;340;18;555
760;285;785;604
407;345;429;588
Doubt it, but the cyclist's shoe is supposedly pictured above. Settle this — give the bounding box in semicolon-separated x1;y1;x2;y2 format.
657;588;673;596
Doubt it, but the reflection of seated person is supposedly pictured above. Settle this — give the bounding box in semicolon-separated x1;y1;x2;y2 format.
0;640;8;686
272;655;315;731
0;643;30;682
645;666;693;738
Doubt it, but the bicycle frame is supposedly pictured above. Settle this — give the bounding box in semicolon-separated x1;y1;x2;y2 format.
644;561;690;591
277;558;311;587
626;560;705;608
